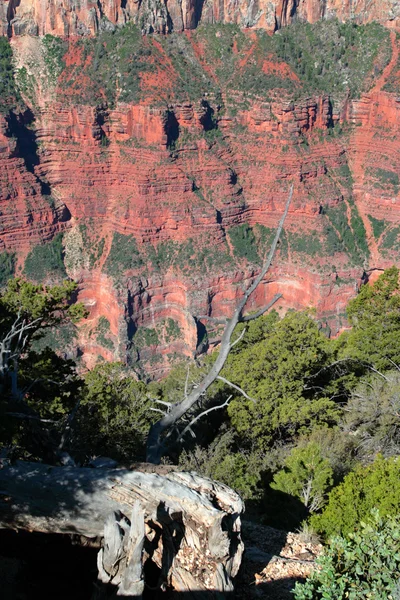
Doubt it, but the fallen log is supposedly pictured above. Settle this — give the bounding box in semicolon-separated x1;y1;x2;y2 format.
0;461;244;597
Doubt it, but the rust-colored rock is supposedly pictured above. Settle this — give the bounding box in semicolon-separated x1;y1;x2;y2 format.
1;0;399;37
0;30;399;377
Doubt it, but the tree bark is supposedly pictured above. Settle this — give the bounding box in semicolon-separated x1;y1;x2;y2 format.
0;461;244;597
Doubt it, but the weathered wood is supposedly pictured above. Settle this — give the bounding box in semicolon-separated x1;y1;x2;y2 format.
0;461;244;596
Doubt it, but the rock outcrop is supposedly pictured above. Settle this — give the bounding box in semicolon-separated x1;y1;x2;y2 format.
0;27;398;377
1;0;400;37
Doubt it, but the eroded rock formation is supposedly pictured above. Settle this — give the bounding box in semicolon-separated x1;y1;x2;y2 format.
0;26;398;377
1;0;400;37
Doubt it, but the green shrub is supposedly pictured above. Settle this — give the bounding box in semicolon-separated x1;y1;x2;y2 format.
295;510;400;600
271;442;333;513
23;233;66;282
76;363;153;461
310;455;400;538
0;252;16;287
95;316;114;351
103;232;143;277
0;37;23;112
368;215;386;240
228;223;260;264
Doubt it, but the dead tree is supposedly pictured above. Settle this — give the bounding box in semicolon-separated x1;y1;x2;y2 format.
0;460;244;598
146;185;293;463
0;188;292;597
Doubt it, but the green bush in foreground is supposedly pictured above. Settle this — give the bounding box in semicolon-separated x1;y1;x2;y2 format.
310;455;400;538
294;510;400;600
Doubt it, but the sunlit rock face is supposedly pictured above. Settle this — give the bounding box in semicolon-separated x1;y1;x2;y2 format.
0;25;399;378
1;0;400;37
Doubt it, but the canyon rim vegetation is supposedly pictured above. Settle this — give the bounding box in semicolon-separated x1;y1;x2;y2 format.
0;1;400;598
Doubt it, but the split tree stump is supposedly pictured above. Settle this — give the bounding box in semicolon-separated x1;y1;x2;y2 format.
0;461;244;597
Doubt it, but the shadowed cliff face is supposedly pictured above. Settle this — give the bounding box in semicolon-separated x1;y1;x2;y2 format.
0;0;400;37
0;22;399;378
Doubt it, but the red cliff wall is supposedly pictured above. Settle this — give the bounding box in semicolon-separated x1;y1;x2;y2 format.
0;30;399;377
1;0;399;37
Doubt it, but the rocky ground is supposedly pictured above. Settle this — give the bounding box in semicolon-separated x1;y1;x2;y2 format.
0;520;323;599
237;520;323;599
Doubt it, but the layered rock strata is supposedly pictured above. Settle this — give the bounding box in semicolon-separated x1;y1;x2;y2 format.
1;0;399;37
0;30;398;377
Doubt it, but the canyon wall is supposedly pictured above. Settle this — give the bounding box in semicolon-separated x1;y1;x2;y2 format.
0;23;399;377
0;0;399;37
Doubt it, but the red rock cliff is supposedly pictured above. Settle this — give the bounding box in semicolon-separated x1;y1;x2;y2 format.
1;0;399;37
0;27;399;377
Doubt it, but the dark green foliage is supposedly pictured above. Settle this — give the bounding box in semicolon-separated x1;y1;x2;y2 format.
223;311;340;450
295;510;400;599
0;252;16;287
287;232;322;256
23;233;66;283
270;21;390;98
323;199;369;264
341;266;400;369
368;215;386;240
32;321;77;354
146;237;233;276
0;37;23;113
228;224;260;264
134;326;159;348
58;20;390;110
165;318;181;341
271;442;333;513
310;455;400;538
96;316;114;351
382;226;400;250
76;363;153;461
383;33;400;93
0;278;87;457
79;224;105;268
61;24;160;106
179;429;265;500
42;35;67;83
103;232;143;277
373;168;399;188
157;33;214;102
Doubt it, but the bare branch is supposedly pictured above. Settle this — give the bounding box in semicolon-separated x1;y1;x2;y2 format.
152;399;173;410
229;327;247;350
367;366;389;381
184;366;190;399
177;396;233;442
6;412;57;424
58;399;81;452
197;316;228;325
387;358;400;373
146;185;293;463
241;293;283;322
217;376;256;403
149;408;167;415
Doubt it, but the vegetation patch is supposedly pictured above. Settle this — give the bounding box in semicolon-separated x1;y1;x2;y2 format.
381;226;400;251
0;252;16;287
287;232;322;256
228;224;261;264
368;215;386;240
103;232;143;277
0;37;24;113
24;233;67;283
95;316;115;351
322;199;369;264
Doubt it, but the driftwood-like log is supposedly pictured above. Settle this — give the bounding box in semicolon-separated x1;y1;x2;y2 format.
0;461;244;597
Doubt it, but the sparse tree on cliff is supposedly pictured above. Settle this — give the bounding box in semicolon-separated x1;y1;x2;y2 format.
146;185;293;463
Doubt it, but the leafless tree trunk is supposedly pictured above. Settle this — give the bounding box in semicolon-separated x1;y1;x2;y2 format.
146;185;293;463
